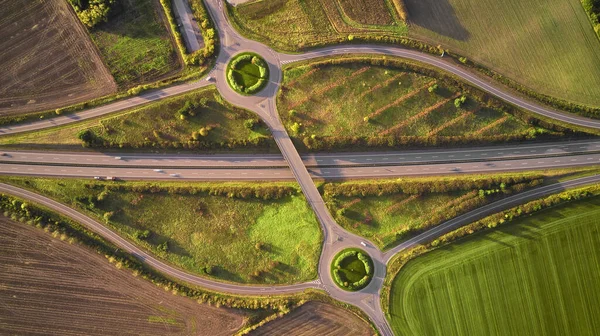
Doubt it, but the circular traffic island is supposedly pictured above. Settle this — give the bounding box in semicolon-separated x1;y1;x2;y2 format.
331;248;374;291
226;52;269;95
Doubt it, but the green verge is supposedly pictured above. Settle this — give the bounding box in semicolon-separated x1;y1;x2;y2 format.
330;248;373;291
89;0;182;88
0;192;376;334
0;87;276;153
0;177;322;285
279;57;596;152
387;191;600;335
322;172;549;250
226;53;270;95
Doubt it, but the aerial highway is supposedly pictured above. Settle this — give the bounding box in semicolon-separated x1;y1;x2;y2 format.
2;0;600;334
1;153;599;181
2;139;600;168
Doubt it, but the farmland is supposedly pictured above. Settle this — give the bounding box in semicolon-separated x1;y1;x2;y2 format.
0;217;245;335
0;0;116;115
228;0;407;51
249;301;373;336
1;177;322;284
89;0;182;88
278;62;560;151
405;0;600;107
388;195;600;335
0;87;275;153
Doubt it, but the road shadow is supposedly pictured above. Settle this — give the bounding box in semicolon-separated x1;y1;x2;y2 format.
404;0;470;41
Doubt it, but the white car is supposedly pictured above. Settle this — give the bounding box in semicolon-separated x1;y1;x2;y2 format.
93;176;102;180
360;241;367;247
206;76;213;81
114;156;122;160
169;173;180;177
153;169;163;172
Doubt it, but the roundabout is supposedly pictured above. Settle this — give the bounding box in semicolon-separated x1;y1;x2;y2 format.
331;248;374;291
226;52;269;95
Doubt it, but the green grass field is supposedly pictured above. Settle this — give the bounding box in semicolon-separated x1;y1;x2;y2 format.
279;62;555;150
228;0;407;51
233;59;261;87
90;0;181;88
2;177;322;284
329;191;468;249
388;196;600;335
406;0;600;107
0;87;274;152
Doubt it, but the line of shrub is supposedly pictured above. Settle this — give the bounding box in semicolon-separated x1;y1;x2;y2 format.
322;175;545;198
188;0;218;65
380;181;600;314
331;248;374;291
85;182;297;200
77;128;275;150
581;0;600;38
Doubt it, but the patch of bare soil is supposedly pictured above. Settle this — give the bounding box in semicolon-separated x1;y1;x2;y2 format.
249;301;374;336
0;0;117;116
0;217;245;335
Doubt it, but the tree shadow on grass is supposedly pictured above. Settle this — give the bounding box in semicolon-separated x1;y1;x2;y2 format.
211;266;245;283
404;0;470;41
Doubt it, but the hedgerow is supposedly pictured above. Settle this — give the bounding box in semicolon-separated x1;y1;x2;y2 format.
85;183;297;200
331;249;374;291
322;175;544;198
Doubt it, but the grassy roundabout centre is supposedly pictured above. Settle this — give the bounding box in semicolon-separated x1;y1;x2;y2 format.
331;248;374;291
226;52;269;95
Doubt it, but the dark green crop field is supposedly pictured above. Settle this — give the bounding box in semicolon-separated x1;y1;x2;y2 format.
388;196;600;335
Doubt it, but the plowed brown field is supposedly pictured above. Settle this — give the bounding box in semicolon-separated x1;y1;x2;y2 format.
0;217;245;335
0;0;116;116
249;301;373;336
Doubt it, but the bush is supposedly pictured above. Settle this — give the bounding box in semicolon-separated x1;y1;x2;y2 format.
454;95;467;108
68;0;117;28
428;83;439;93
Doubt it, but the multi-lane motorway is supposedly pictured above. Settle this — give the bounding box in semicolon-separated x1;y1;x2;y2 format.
2;140;600;168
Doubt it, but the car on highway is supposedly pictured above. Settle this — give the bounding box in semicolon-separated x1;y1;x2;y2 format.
93;176;102;180
169;173;180;177
114;156;122;160
360;241;367;247
106;176;118;181
153;169;163;172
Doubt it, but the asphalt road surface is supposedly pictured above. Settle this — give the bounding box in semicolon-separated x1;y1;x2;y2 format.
1;153;599;180
2;140;600;168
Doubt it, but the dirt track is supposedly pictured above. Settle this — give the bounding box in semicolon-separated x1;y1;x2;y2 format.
0;217;245;335
0;0;116;115
250;301;373;336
